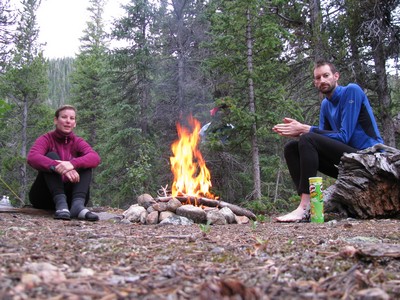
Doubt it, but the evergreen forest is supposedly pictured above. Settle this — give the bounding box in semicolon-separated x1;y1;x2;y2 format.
0;0;399;214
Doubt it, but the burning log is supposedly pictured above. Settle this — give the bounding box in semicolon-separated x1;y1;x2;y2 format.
155;196;256;220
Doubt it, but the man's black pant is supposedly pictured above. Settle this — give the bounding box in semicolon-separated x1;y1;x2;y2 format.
284;132;357;195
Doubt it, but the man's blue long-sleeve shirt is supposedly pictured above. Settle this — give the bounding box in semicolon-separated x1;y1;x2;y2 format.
310;84;384;150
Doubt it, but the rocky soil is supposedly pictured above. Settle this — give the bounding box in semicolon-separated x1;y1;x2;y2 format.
0;208;399;300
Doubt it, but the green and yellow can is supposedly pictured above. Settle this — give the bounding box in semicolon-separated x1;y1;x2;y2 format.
309;177;324;223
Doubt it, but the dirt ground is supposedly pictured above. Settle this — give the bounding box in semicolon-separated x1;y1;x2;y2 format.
0;208;399;300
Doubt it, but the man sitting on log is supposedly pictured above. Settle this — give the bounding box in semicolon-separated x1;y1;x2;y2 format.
272;60;384;222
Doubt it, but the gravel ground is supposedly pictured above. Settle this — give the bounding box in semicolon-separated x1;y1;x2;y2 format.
0;208;399;299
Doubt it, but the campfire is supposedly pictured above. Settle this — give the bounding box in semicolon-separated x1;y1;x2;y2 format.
122;116;256;225
170;115;215;200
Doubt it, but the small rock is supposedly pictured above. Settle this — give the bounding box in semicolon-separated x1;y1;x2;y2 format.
159;215;194;225
206;210;226;225
23;262;66;284
137;193;156;209
219;207;236;224
159;211;175;221
75;267;95;277
123;205;147;223
147;205;156;213
167;198;182;212
146;211;159;225
20;273;41;286
210;247;225;254
96;211;122;221
345;236;381;244
235;215;250;224
355;288;390;300
152;202;168;212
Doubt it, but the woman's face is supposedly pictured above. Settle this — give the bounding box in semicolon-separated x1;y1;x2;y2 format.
54;109;76;134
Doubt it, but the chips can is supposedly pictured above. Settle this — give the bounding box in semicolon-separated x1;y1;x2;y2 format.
309;177;324;223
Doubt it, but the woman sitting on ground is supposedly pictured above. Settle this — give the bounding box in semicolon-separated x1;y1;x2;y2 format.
27;105;101;221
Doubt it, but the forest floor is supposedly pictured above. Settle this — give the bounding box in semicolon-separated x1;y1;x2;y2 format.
0;207;399;300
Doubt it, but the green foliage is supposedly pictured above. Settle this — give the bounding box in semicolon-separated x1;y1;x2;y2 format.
95;122;163;208
47;58;75;108
250;219;258;231
199;220;212;234
255;214;268;223
0;99;11;117
243;199;274;215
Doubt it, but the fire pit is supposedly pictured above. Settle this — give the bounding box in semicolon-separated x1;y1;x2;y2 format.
123;116;256;225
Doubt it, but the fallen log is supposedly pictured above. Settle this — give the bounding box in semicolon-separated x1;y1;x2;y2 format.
0;206;53;215
155;196;257;220
324;144;400;219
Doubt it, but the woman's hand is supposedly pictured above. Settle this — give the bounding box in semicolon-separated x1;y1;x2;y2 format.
273;117;311;137
55;161;74;175
65;169;80;183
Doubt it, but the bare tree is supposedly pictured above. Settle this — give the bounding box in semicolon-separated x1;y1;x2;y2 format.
246;8;261;200
361;0;399;147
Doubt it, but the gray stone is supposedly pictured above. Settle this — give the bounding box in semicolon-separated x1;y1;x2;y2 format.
206;209;226;225
345;236;382;244
219;207;236;224
152;202;168;212
96;212;123;222
176;204;207;223
123;205;147;223
167;198;182;212
146;206;155;214
146;211;159;225
159;211;175;222
235;215;250;224
159;215;194;225
137;193;156;209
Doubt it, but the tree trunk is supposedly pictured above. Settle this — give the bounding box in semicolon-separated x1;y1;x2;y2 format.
372;40;395;147
309;0;324;60
273;164;281;203
21;96;28;202
324;144;400;219
346;0;365;86
246;8;261;200
173;0;186;115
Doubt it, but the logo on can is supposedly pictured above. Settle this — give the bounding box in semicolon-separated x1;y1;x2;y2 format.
309;177;324;223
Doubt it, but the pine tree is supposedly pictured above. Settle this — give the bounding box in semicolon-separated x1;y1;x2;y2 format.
204;0;289;201
0;0;15;72
70;0;109;146
0;0;48;202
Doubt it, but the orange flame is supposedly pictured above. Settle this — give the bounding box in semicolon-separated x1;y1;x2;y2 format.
170;116;215;199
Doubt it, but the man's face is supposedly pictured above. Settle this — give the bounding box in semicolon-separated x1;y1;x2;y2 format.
54;109;76;134
313;65;339;95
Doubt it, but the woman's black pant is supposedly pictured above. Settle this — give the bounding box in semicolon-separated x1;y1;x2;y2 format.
284;132;357;195
29;152;92;210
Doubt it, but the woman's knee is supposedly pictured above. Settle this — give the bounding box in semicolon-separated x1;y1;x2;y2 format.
78;168;93;180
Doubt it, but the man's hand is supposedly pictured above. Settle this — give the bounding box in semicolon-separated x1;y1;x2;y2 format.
272;117;311;137
64;169;80;183
55;161;75;175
